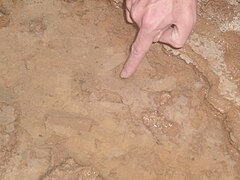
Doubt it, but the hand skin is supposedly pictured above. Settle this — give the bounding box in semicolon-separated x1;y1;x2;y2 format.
120;0;197;78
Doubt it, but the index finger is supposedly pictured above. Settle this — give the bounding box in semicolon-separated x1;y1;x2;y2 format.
120;27;155;78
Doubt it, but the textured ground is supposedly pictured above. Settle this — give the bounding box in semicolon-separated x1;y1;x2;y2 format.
0;0;239;179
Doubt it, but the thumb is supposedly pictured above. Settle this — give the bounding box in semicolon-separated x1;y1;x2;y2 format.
121;28;154;78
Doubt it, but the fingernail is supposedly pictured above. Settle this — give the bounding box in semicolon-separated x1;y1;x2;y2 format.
120;68;128;79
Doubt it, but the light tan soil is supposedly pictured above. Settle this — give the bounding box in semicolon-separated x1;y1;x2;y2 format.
0;0;239;179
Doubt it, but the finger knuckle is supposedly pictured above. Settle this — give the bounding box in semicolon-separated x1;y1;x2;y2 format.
172;38;186;48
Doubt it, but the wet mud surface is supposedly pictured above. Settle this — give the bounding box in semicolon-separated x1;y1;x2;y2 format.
0;0;239;179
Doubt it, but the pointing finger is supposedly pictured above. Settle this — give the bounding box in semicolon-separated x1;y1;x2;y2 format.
121;27;154;78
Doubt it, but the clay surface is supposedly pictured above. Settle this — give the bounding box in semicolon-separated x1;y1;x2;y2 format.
0;0;239;179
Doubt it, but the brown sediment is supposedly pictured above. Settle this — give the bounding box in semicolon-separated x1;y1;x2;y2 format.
0;0;239;179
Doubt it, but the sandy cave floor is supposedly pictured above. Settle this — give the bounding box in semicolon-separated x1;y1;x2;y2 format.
0;0;240;179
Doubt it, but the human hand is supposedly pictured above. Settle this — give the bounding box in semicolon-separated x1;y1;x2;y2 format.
120;0;197;78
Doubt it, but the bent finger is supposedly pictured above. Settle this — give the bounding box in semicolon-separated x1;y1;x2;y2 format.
159;23;193;48
125;8;133;23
